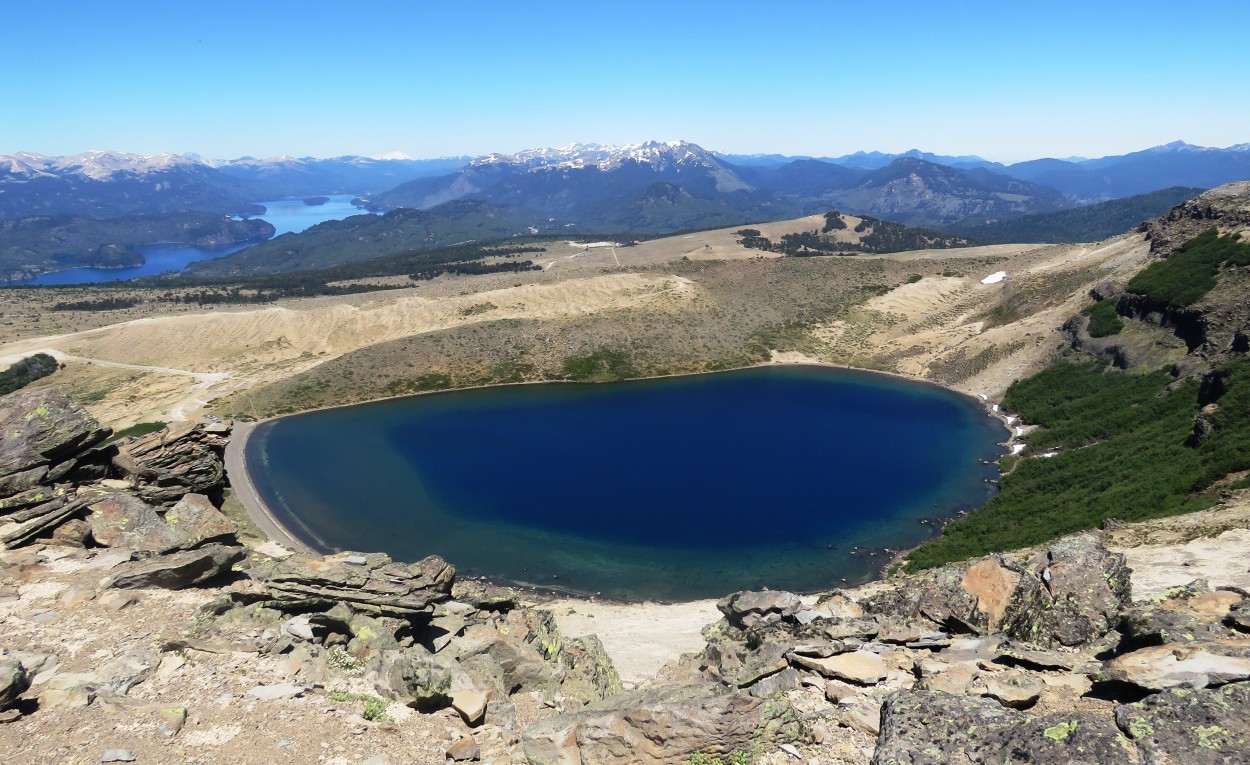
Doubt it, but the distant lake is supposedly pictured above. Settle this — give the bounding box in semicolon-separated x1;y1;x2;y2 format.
246;365;1006;601
14;195;372;286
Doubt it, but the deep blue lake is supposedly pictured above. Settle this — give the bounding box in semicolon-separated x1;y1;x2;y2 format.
246;365;1006;601
14;195;371;285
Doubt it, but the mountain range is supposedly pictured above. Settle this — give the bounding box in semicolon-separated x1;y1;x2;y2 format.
1;140;1248;258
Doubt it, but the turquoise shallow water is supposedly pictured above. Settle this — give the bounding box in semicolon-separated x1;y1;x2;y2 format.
246;365;1007;601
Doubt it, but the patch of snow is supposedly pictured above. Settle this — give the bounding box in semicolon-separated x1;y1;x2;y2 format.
980;271;1008;285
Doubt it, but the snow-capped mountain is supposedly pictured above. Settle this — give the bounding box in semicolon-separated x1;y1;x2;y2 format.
0;150;202;181
472;140;724;172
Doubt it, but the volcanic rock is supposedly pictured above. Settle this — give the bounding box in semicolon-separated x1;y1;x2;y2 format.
1115;681;1250;763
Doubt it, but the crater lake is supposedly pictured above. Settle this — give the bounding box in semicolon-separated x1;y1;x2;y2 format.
244;365;1007;601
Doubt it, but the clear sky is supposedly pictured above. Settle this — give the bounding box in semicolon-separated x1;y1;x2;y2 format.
5;0;1248;163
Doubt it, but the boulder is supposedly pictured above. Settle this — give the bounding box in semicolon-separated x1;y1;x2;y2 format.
373;648;473;710
1101;639;1250;691
1120;581;1241;645
251;552;454;618
446;736;481;762
1001;532;1132;648
1116;681;1250;764
111;421;227;505
0;653;29;710
450;579;517;612
164;493;237;548
95;648;158;695
87;494;180;553
522;684;794;765
871;690;1141;765
0;388;109;500
718;590;803;629
103;544;245;590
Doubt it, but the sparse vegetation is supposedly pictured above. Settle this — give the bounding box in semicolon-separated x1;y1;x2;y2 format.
328;691;390;721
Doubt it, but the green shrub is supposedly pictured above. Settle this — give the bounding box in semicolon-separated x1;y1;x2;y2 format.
1081;299;1124;337
906;359;1250;570
0;352;58;395
907;273;923;284
1127;228;1250;307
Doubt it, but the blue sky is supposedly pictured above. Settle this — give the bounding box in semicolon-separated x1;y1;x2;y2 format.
5;1;1248;162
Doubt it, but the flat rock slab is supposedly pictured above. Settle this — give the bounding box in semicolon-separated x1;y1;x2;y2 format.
103;544;245;590
792;650;888;685
246;683;306;700
1102;640;1250;690
252;552;453;618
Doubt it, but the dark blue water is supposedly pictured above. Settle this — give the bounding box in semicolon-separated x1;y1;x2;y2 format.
246;365;1006;601
13;195;372;286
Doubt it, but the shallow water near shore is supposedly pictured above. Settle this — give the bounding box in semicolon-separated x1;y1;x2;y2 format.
246;365;1006;601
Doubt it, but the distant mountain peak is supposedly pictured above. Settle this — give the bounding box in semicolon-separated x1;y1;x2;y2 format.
468;140;718;173
1146;140;1206;153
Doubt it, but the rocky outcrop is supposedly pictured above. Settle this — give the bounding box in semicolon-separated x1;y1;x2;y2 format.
718;589;804;629
251;552;455;619
522;685;798;765
0;388;109;500
112;421;228;505
871;691;1140;765
1001;533;1132;648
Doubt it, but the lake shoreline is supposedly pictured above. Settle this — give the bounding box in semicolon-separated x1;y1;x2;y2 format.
226;361;1012;603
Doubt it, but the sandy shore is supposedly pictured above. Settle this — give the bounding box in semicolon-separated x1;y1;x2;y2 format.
222;420;314;554
546;597;722;687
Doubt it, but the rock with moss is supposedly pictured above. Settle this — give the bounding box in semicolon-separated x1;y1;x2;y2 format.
86;492;236;555
0;387;109;500
871;690;1141;765
1001;532;1132;648
1115;681;1250;763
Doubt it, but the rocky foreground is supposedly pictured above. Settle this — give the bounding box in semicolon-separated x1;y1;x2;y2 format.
2;387;1249;764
